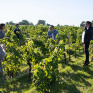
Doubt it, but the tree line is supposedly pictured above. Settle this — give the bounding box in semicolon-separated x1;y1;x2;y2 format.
6;20;64;26
6;20;50;26
6;19;89;27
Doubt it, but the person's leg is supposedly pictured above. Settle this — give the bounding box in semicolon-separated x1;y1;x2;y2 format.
84;43;90;65
83;44;85;53
85;43;89;62
0;61;3;77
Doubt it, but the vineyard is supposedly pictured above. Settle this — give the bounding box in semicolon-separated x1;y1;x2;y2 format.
0;25;93;93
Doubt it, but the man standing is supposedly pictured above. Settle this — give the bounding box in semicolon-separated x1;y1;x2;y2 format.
47;25;58;40
82;21;93;66
13;24;21;39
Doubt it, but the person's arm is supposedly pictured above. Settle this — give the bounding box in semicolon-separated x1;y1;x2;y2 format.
4;29;7;33
0;30;9;39
84;27;87;30
1;44;5;50
0;30;5;39
14;29;17;34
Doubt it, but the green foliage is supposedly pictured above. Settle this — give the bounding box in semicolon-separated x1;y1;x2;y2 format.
33;49;61;93
0;25;85;93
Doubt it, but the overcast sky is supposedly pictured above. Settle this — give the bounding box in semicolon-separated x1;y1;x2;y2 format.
0;0;93;26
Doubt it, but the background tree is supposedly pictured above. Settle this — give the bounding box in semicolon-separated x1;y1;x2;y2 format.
37;20;46;25
30;22;34;26
57;24;60;26
19;20;30;25
46;23;50;26
80;21;85;27
64;25;69;26
6;22;9;25
6;21;15;25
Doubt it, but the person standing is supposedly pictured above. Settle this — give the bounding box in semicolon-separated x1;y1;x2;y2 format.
0;24;7;39
0;44;5;76
0;23;7;76
82;21;93;66
13;24;21;39
47;25;59;40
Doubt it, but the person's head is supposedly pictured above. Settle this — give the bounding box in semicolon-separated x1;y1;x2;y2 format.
15;24;19;28
50;25;54;32
0;23;5;30
85;21;92;27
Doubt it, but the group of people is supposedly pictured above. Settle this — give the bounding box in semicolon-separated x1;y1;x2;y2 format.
48;22;93;66
0;24;7;76
0;24;21;76
0;21;93;76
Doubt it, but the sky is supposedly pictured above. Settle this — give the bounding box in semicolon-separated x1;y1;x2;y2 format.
0;0;93;26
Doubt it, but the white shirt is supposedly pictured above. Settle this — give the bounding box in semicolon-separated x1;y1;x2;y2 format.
52;33;54;39
87;26;89;30
82;31;85;43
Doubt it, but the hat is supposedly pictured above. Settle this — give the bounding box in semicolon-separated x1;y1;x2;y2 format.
50;25;54;28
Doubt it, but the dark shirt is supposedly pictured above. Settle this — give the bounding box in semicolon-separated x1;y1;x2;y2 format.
84;26;93;44
13;28;21;39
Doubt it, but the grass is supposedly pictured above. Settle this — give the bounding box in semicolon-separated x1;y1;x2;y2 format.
58;51;93;93
1;50;93;93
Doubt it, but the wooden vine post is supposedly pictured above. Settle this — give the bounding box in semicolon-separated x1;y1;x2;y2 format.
27;51;31;82
68;33;71;62
64;53;66;63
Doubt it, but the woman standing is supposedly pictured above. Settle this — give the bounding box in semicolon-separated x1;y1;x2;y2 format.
82;21;93;66
0;23;7;39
